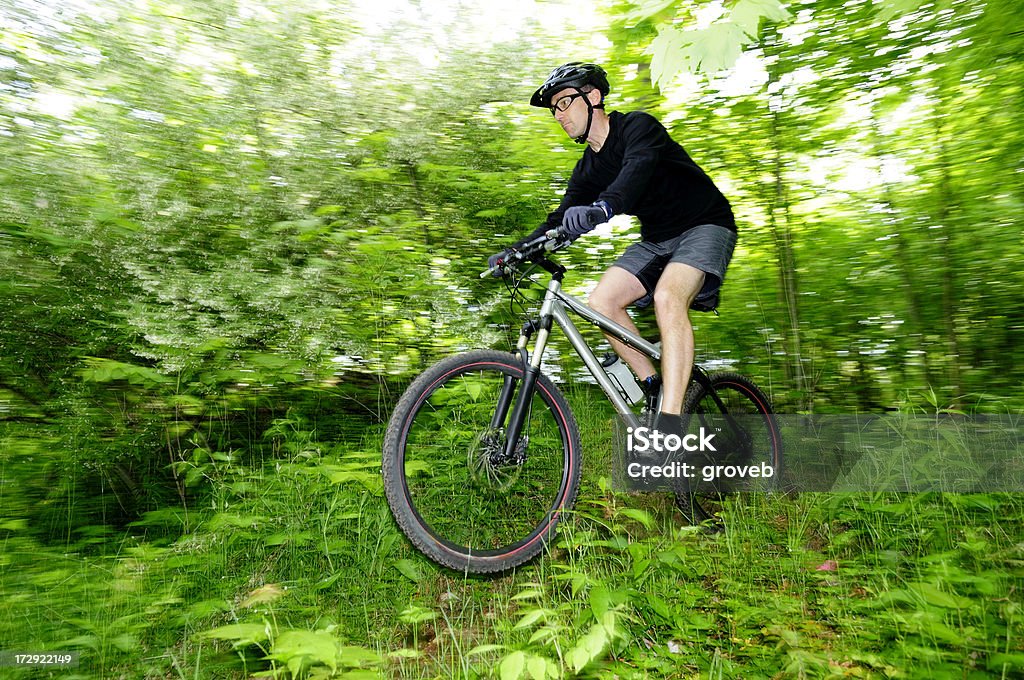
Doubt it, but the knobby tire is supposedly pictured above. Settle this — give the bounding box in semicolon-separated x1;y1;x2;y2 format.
675;372;782;526
382;350;581;573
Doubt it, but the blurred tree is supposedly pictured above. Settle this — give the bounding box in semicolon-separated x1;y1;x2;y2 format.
1;0;1022;539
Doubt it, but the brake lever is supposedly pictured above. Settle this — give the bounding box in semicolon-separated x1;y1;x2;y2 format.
480;249;524;278
480;230;567;278
543;228;569;251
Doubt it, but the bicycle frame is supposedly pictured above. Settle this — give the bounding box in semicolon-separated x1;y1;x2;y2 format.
496;267;722;459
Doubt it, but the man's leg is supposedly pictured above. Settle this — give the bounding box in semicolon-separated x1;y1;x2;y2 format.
652;262;705;415
589;266;657;380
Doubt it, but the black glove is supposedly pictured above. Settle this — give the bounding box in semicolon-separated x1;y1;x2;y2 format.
487;248;515;277
562;202;610;238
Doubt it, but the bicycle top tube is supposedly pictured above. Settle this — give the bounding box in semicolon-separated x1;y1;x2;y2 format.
484;229;661;363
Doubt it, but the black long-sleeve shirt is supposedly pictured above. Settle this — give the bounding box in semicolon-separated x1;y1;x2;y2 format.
520;111;735;245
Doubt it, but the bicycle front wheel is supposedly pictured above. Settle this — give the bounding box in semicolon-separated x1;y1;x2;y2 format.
382;350;581;573
676;372;782;525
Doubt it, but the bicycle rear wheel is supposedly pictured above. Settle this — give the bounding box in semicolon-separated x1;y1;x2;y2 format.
382;350;581;573
676;372;782;525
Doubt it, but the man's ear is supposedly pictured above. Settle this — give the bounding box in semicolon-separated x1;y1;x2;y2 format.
587;88;604;107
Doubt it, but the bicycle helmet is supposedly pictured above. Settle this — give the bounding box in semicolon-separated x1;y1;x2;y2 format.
529;62;610;108
530;62;610;145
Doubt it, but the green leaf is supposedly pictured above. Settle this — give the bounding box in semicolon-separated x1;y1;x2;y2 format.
597;610;621;639
645;593;672;620
528;626;559;645
268;630;339;674
499;650;526;680
590;584;611;619
61;635;99;651
514;608;549;630
650;19;753;84
910;582;972;609
874;0;927;22
526;654;550;680
315;571;345;591
511;588;544;601
402;460;431;477
465;379;483;401
389;648;421;659
475;208;507;218
398;605;437;625
687;23;749;74
199;622;270;647
648;26;690;88
337;646;382;668
393;559;423;583
617;508;655;530
265;532;314;547
916;617;966;645
565;623;609;673
989;653;1024;672
109;634;137;652
184;467;206;487
207;513;268;530
626;0;679;23
730;0;792;38
326;469;379;487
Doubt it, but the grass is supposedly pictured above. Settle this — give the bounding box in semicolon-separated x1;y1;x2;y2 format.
1;386;1023;678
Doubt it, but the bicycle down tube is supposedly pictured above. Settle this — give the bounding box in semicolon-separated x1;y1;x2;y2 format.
500;277;661;458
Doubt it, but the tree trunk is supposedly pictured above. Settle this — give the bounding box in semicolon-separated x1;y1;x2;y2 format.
869;113;936;390
933;94;964;406
768;110;809;410
402;161;432;247
762;27;809;411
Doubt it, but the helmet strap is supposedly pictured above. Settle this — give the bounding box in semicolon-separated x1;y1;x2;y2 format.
573;88;604;145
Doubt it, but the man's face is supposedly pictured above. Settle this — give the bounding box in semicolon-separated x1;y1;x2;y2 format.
549;87;594;139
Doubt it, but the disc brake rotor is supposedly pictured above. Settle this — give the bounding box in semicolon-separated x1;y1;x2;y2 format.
468;428;527;492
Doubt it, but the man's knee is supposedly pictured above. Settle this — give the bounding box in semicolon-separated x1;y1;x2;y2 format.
591;267;646;315
589;286;625;316
653;286;695;317
654;266;704;316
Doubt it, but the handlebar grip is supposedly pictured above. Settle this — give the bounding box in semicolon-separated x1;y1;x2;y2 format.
481;249;520;278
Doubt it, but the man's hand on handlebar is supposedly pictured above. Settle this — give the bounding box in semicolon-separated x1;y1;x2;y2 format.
482;230;570;278
562;201;611;239
487;247;516;278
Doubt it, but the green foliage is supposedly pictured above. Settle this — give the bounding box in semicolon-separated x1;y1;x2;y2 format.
3;388;1023;678
644;0;792;85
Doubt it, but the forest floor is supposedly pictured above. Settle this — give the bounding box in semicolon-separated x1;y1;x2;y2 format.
1;387;1022;679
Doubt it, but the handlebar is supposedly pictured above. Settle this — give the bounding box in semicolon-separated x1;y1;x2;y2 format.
480;228;570;279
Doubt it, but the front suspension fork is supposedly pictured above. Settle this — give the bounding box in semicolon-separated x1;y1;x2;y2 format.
490;318;546;460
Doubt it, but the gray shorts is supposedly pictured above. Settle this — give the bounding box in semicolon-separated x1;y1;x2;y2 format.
613;224;737;312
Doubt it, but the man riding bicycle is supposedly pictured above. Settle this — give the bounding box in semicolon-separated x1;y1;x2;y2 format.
490;62;737;436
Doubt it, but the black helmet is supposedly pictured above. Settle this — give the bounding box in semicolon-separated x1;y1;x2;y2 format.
530;62;610;108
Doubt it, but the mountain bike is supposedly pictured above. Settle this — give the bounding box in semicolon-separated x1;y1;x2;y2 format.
382;230;782;573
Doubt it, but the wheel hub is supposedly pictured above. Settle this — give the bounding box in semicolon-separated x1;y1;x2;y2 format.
467;428;528;491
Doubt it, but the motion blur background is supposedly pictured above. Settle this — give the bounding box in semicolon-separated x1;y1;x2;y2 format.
1;0;1022;676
